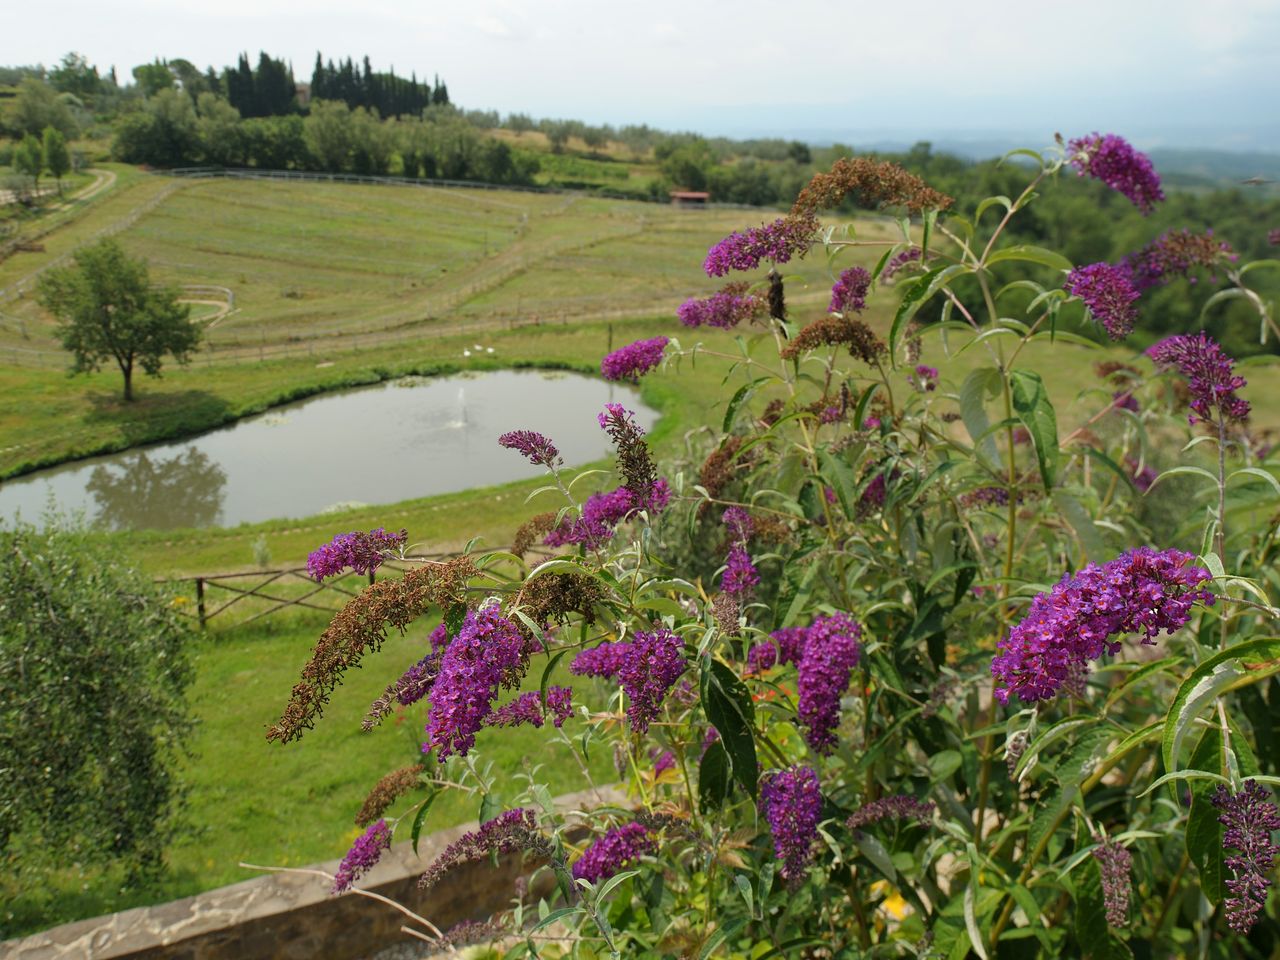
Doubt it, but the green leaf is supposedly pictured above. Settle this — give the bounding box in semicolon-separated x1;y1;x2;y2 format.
1145;465;1217;494
527;905;581;933
889;264;970;362
959;366;1003;470
1162;638;1280;776
722;379;764;434
985;244;1073;272
700;659;758;799
1227;466;1280;498
1010;369;1059;490
817;448;856;519
698;917;747;959
1185;728;1226;904
410;789;439;856
975;195;1012;223
853;382;881;430
479;791;502;825
698;739;731;812
594;869;639;903
733;873;754;917
1051;491;1105;563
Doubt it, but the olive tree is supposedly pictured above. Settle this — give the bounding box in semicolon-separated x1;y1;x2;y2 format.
37;239;200;401
0;520;194;878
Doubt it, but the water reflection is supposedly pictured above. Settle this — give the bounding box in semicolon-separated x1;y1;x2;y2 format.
86;449;227;531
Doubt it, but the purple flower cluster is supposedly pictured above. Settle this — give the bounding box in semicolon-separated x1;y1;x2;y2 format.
1064;263;1140;340
423;606;530;759
747;626;809;674
483;686;574;729
677;283;767;329
797;613;863;753
498;430;561;468
883;247;922;280
1123;229;1236;291
601;336;669;382
543;480;671;550
572;822;656;883
1271;228;1280;246
1148;333;1251;424
571;630;687;734
1068;133;1165;214
703;215;818;277
828;266;871;314
617;628;687;734
991;547;1214;705
759;766;822;885
395;624;451;707
333;819;392;893
570;641;631;679
910;364;938;392
1091;837;1132;927
1212;780;1280;934
818;405;842;425
722;543;760;597
419;808;549;892
720;506;759;598
846;795;936;830
652;749;676;777
307;527;408;581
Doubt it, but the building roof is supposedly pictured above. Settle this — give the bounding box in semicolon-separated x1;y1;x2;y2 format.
668;191;710;200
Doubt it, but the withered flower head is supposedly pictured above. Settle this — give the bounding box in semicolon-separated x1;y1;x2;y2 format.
512;512;557;560
780;315;886;364
517;571;605;629
356;764;425;827
791;156;953;217
268;557;476;744
699;435;747;501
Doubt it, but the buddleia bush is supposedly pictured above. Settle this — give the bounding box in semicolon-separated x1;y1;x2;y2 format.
270;134;1280;958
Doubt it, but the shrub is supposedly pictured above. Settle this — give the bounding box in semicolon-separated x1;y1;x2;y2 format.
269;135;1280;957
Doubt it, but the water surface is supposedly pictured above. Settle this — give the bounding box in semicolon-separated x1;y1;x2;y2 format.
0;370;656;531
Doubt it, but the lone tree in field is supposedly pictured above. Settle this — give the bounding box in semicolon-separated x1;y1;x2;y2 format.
38;239;200;401
11;133;43;194
41;126;70;195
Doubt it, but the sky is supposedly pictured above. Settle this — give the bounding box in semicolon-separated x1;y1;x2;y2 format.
5;0;1279;150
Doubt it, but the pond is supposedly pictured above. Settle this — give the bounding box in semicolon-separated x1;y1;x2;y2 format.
0;370;658;531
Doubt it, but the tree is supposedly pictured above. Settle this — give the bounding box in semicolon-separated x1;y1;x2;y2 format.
304;98;355;171
37;239;200;401
132;59;175;97
9;78;78;139
48;52;100;99
12;133;43;194
0;520;193;878
111;88;200;167
41;126;69;194
196;92;245;166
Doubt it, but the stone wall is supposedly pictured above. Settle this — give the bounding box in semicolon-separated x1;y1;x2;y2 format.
4;787;620;960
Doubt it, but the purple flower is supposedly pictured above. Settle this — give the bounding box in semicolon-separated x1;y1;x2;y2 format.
797;613;862;753
759;766;822;885
307;528;407;581
959;486;1011;509
1212;780;1280;934
1123;229;1236;291
677;282;767;329
616;628;687;734
652;749;676;777
910;364;938;392
601;336;669;382
1091;837;1132;927
883;247;923;280
703;215;819;277
423;606;530;759
419;808;550;892
572;822;655;883
818;405;842;424
1068;133;1164;214
828;266;871;314
1148;333;1250;424
498;430;562;468
722;506;753;542
747;625;809;673
570;641;631;679
1270;228;1280;246
1125;456;1157;494
1065;263;1140;340
333;819;392;893
1112;391;1139;413
483;686;574;729
543;482;670;550
721;542;760;597
991;548;1214;705
395;624;451;706
846;795;936;830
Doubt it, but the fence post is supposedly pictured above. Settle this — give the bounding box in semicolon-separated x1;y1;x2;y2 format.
196;577;206;629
